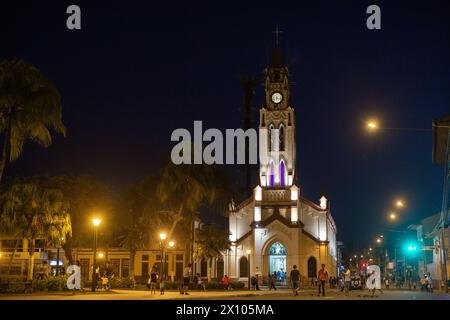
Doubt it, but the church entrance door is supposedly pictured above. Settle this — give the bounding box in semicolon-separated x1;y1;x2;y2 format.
268;242;287;284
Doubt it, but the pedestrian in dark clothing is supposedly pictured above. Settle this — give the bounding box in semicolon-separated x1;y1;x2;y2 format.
269;274;277;290
290;265;300;296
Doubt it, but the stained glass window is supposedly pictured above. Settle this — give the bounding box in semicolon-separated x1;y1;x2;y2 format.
269;242;286;255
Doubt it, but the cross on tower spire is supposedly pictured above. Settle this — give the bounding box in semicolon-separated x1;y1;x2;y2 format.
272;25;283;46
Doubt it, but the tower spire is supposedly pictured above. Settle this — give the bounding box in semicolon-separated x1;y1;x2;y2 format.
271;26;283;66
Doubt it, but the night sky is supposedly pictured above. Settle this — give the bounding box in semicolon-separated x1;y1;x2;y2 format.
1;1;449;250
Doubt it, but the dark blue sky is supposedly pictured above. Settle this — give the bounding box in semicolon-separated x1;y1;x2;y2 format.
1;0;449;249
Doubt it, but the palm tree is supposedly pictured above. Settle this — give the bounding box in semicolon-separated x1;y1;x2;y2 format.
195;224;231;281
157;162;234;256
115;176;161;280
0;59;66;182
0;178;72;280
47;175;111;265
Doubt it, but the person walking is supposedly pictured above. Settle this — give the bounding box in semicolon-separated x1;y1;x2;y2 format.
196;273;206;291
181;263;192;295
317;264;328;296
254;274;260;290
290;265;300;296
343;266;351;296
269;274;277;290
148;270;157;294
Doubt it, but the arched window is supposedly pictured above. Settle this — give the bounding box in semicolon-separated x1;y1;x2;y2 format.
280;160;285;187
279;124;285;151
307;257;317;278
269;161;275;187
239;256;249;278
200;258;207;277
268;124;275;151
269;242;286;255
216;258;224;280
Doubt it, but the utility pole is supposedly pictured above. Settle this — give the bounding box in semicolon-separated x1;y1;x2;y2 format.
432;116;450;293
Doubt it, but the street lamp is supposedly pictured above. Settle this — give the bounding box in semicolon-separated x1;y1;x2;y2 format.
56;237;64;276
366;120;379;131
389;212;397;221
395;200;405;208
159;232;174;293
246;249;251;290
91;217;101;292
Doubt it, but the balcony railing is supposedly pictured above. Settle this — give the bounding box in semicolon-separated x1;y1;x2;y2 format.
261;189;291;202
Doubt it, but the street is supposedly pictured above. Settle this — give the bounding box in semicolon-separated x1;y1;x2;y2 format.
0;289;448;300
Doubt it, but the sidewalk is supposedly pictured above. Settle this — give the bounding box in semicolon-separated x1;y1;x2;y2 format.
112;289;292;300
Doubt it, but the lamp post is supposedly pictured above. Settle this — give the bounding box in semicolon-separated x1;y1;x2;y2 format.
159;232;175;292
91;218;101;292
246;249;251;290
56;237;64;276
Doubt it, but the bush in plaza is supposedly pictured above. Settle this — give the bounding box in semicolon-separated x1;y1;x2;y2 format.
5;281;27;293
47;275;68;291
120;277;136;288
230;281;246;290
110;276;136;289
32;279;48;292
205;280;224;290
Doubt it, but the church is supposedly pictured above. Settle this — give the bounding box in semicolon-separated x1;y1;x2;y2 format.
223;40;338;285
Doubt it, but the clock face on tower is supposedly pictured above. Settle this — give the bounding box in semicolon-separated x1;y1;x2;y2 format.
271;92;283;104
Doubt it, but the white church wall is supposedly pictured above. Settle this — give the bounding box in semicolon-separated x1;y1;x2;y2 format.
229;206;253;242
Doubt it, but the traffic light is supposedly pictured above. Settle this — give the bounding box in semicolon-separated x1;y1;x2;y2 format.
405;242;419;254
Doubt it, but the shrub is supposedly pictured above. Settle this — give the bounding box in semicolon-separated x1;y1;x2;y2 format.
32;279;48;292
47;276;68;291
110;277;136;289
205;280;224;290
230;281;246;290
7;282;27;293
120;277;136;288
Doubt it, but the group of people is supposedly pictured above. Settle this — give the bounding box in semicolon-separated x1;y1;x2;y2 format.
271;263;330;297
145;263;334;297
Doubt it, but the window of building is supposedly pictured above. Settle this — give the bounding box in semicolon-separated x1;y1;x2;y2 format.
239;256;248;278
280;160;285;187
307;257;317;278
111;259;120;277
279;124;285;151
121;259;130;278
269;161;275;187
141;255;149;278
200;258;207;277
80;259;90;282
216;258;224;280
175;262;183;281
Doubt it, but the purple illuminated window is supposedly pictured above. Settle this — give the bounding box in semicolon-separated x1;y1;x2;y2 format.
280;160;285;187
270;161;274;187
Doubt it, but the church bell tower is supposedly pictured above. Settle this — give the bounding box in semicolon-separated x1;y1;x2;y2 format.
259;34;296;189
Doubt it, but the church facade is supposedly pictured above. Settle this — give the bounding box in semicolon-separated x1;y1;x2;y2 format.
224;45;338;284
